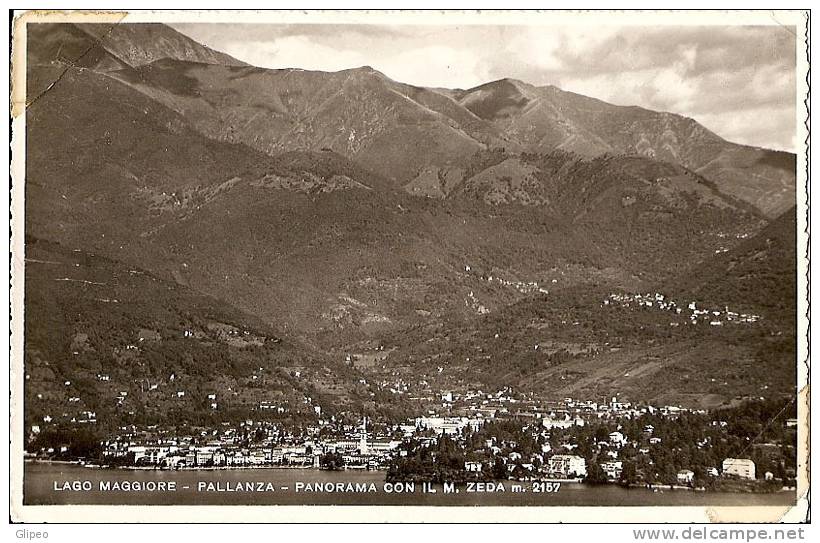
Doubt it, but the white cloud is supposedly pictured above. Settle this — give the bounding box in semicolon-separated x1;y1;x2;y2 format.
382;46;488;89
695;105;797;151
557;67;699;113
226;37;369;73
504;30;564;72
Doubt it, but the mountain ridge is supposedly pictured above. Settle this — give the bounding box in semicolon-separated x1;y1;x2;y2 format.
25;21;792;217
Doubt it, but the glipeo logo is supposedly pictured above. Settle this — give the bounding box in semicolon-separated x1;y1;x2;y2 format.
16;530;48;540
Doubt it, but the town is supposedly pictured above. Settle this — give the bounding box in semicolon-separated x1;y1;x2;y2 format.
28;390;797;493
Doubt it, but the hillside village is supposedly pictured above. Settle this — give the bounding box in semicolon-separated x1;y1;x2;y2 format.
604;292;761;327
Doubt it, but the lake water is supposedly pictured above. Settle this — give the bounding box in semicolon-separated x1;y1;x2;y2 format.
25;462;796;506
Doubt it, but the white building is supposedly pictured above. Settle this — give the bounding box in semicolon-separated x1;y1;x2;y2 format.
722;458;756;480
548;454;587;478
608;431;627;446
601;461;623;480
464;461;483;472
677;470;695;484
542;414;585;429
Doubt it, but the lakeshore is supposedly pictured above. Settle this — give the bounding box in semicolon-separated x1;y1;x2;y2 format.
24;461;795;506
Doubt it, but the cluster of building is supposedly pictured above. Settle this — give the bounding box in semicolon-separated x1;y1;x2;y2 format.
98;413;503;470
675;459;761;485
463;265;551;296
438;391;696;425
100;419;406;469
604;292;761;326
400;393;772;485
34;378;783;489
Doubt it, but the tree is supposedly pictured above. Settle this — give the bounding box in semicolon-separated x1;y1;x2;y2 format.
620;461;638;485
594;426;610;443
492;457;507;480
585;462;608;484
320;451;345;470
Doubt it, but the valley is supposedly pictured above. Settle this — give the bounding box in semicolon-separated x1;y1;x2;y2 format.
22;22;797;450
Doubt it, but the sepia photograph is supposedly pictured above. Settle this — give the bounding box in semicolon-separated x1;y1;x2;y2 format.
8;8;810;524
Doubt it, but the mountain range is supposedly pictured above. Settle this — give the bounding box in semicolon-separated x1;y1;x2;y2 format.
22;23;797;429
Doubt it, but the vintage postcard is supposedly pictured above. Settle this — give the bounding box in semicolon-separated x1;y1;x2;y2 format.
9;9;810;523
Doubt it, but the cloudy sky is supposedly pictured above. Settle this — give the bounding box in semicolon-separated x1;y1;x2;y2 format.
172;23;798;152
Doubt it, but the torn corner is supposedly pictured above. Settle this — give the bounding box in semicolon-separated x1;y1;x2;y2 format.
10;10;129;118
